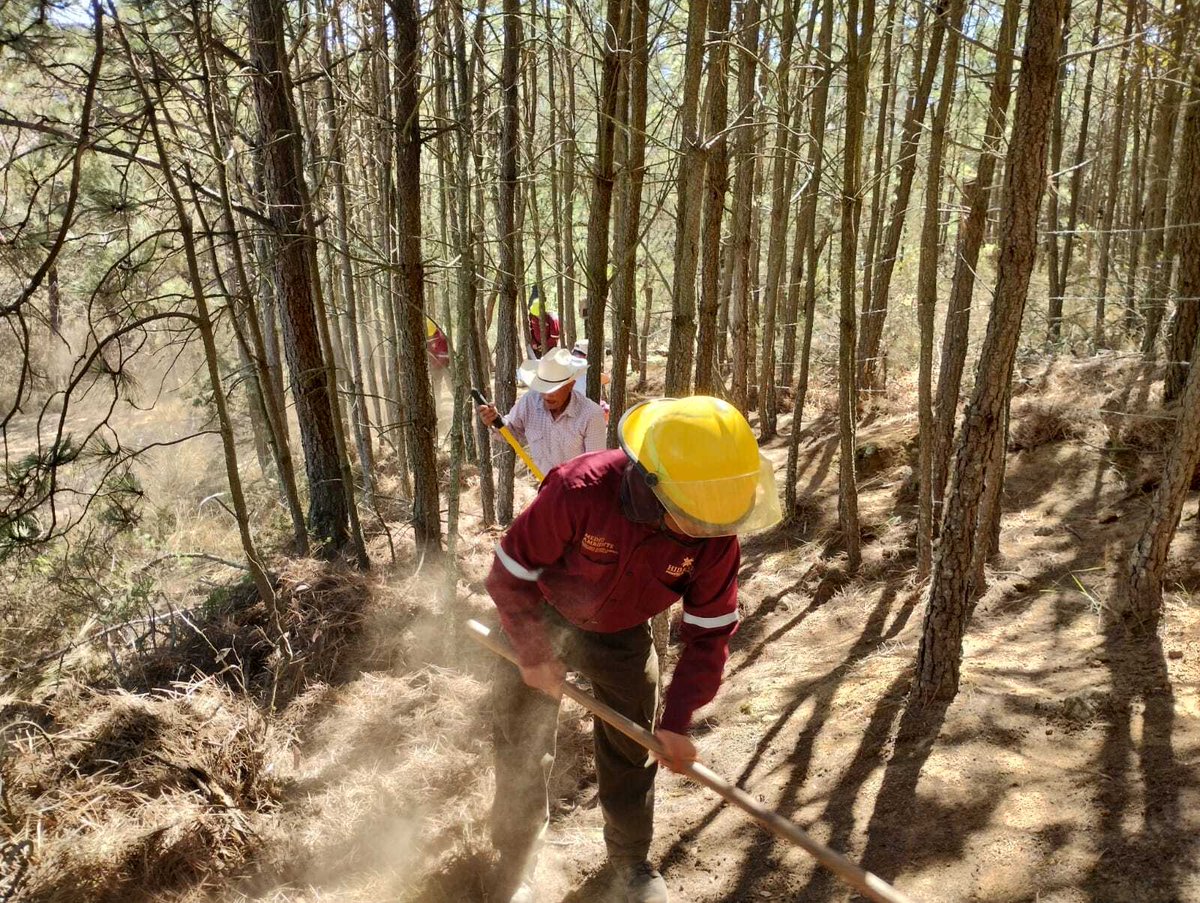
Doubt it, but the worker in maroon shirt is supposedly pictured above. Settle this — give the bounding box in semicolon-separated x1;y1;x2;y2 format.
486;396;782;903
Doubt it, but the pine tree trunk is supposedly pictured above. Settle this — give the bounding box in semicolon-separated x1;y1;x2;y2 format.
393;0;443;550
931;0;1020;527
756;0;801;439
1164;58;1200;404
1139;0;1192;353
664;0;709;397
584;0;629;400
495;0;522;524
916;0;1068;704
318;0;376;504
837;0;874;571
728;0;762;416
694;0;732;395
1094;0;1138;351
1128;56;1200;628
451;0;496;525
1045;2;1072;346
248;0;351;553
123;42;275;609
608;0;648;443
915;0;965;580
1123;70;1150;337
561;7;579;350
1052;0;1105;347
859;0;900;369
784;0;834;521
858;0;956;397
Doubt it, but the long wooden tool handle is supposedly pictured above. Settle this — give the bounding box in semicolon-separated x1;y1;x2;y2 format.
466;620;916;903
470;388;546;483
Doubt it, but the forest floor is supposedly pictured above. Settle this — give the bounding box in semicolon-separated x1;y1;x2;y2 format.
6;353;1200;903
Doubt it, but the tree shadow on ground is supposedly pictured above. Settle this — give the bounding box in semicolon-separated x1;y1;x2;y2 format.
1083;620;1193;903
655;582;919;899
729;566;851;678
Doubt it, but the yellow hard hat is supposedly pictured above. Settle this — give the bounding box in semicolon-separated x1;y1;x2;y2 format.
618;396;782;537
425;316;438;339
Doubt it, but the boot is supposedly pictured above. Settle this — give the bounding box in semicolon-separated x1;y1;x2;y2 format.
614;860;669;903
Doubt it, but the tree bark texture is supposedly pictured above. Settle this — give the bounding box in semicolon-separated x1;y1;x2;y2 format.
1128;55;1200;628
664;0;709;397
247;0;350;553
931;0;1020;526
916;0;1068;705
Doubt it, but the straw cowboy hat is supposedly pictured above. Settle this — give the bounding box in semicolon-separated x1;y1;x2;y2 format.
517;348;587;393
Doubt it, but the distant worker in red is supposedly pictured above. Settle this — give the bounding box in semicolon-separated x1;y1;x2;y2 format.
486;396;782;903
425;316;451;405
527;286;560;357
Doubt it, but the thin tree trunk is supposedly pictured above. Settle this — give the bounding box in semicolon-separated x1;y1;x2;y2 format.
728;0;762;416
1128;57;1200;627
1051;0;1105;346
858;0;958;397
1139;0;1192;353
1094;0;1137;350
915;0;965;579
664;0;709;397
120;31;275;609
584;0;629;401
1123;71;1150;337
1045;2;1072;345
608;0;648;443
694;0;733;395
449;0;496;525
916;0;1068;704
837;0;875;571
784;0;833;521
757;0;801;439
495;0;522;523
318;0;375;503
860;0;901;355
931;0;1020;528
248;0;351;554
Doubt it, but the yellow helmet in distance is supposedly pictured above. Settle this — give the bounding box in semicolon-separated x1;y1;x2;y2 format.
618;396;782;537
425;316;439;339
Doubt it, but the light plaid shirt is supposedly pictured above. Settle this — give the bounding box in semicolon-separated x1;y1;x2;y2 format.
503;389;608;476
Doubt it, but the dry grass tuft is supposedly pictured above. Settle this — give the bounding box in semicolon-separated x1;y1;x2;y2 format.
126;559;375;707
2;680;279;903
1008;398;1097;451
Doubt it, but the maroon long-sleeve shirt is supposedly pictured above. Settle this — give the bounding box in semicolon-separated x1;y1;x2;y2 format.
485;449;740;734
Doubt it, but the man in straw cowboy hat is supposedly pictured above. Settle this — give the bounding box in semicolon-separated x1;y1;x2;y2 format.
485;396;782;903
477;347;606;477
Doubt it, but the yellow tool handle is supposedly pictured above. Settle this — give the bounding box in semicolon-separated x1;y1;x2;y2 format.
471;387;545;483
466;620;917;903
498;425;545;483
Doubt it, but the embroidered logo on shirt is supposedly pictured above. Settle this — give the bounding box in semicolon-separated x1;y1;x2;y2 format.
666;556;695;578
582;533;617;556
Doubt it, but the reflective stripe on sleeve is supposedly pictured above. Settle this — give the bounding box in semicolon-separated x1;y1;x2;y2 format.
681;609;739;629
494;543;544;582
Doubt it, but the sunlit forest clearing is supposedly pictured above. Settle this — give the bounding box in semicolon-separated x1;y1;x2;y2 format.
2;0;1200;900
